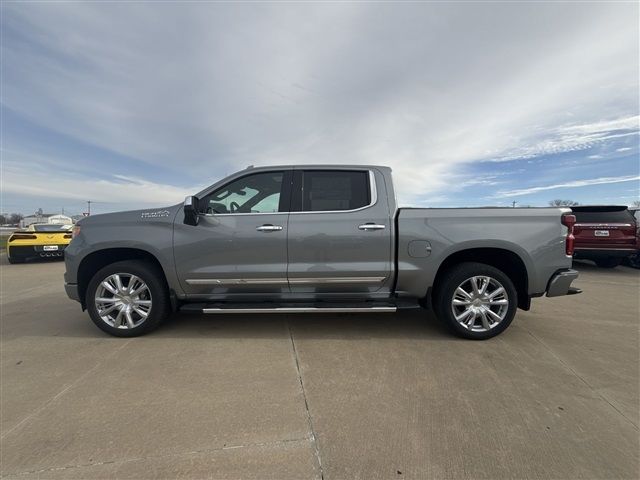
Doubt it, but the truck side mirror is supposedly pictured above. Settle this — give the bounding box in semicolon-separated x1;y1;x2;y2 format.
184;196;199;226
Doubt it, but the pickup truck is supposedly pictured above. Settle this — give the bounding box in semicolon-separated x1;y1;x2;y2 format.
64;165;580;340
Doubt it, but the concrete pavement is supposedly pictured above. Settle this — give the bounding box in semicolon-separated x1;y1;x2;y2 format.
0;256;638;478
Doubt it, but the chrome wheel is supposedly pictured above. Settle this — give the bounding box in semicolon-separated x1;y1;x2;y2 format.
94;273;152;329
451;276;509;332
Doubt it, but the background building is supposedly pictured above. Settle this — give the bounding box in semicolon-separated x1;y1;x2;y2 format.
20;212;72;228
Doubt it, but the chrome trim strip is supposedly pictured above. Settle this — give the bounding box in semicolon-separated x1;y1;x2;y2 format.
575;223;633;228
185;276;387;286
202;307;397;314
186;278;288;285
289;276;386;284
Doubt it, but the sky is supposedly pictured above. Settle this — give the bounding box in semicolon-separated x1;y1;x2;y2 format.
1;2;638;217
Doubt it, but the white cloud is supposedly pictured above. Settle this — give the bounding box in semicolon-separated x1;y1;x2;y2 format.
496;175;640;197
490;116;639;162
2;164;193;206
1;2;638;207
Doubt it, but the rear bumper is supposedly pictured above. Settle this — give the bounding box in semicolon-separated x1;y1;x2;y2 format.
546;269;580;297
574;248;635;259
8;244;67;260
64;282;80;302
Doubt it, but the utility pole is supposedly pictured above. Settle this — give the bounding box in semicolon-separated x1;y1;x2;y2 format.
87;201;92;216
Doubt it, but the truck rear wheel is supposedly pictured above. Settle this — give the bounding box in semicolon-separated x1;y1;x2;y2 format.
434;262;518;340
86;260;170;337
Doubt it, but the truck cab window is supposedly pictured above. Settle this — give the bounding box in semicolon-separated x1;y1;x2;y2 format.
302;170;370;212
203;171;284;214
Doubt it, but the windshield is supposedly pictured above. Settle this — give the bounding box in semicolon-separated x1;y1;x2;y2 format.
572;207;635;224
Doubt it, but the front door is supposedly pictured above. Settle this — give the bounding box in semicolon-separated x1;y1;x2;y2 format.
174;170;291;298
286;168;393;295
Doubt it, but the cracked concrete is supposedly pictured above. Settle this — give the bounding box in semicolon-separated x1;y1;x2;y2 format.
1;256;638;479
288;322;324;479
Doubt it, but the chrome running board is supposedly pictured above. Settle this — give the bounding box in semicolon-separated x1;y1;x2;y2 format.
200;306;397;314
178;299;423;314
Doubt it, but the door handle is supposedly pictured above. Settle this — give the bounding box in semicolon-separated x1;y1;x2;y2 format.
256;224;283;232
358;223;386;231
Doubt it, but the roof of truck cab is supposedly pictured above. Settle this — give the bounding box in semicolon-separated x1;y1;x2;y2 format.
241;164;391;171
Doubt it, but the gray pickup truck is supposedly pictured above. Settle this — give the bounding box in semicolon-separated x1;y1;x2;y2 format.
64;165;580;339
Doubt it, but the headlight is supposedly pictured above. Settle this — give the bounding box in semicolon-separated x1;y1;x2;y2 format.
72;226;81;238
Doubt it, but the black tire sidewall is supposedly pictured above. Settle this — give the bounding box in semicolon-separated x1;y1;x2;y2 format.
86;260;169;337
435;262;518;340
628;253;640;269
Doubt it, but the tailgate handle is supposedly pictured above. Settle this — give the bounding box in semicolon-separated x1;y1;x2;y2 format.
358;223;386;231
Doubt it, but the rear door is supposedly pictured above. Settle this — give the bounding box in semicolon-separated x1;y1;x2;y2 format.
286;168;393;295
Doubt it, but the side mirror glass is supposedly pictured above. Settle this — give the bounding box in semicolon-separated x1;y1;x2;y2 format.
184;196;199;226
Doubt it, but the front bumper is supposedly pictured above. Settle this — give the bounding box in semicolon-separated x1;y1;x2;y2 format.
546;269;581;297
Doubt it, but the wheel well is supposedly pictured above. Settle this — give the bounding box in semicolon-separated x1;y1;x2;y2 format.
77;248;166;307
432;248;530;310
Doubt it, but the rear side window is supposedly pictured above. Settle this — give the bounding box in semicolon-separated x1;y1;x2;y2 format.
302;170;370;212
573;208;635;224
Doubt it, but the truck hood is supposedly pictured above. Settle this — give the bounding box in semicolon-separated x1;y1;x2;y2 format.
77;204;182;227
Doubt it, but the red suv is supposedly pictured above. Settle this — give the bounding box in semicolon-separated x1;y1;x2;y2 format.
572;206;638;268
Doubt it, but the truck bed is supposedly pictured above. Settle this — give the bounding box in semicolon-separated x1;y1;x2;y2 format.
395;207;572;298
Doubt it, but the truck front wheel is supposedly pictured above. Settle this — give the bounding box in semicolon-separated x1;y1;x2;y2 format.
434;262;518;340
86;260;170;337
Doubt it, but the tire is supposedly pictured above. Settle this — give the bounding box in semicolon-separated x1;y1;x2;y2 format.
627;252;640;269
434;262;518;340
595;258;620;268
86;260;170;337
7;255;25;264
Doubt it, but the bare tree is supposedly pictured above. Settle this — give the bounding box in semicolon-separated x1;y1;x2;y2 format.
8;213;23;225
632;200;640;208
549;199;580;207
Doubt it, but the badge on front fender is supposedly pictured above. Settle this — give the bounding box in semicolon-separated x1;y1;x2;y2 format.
141;210;170;219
